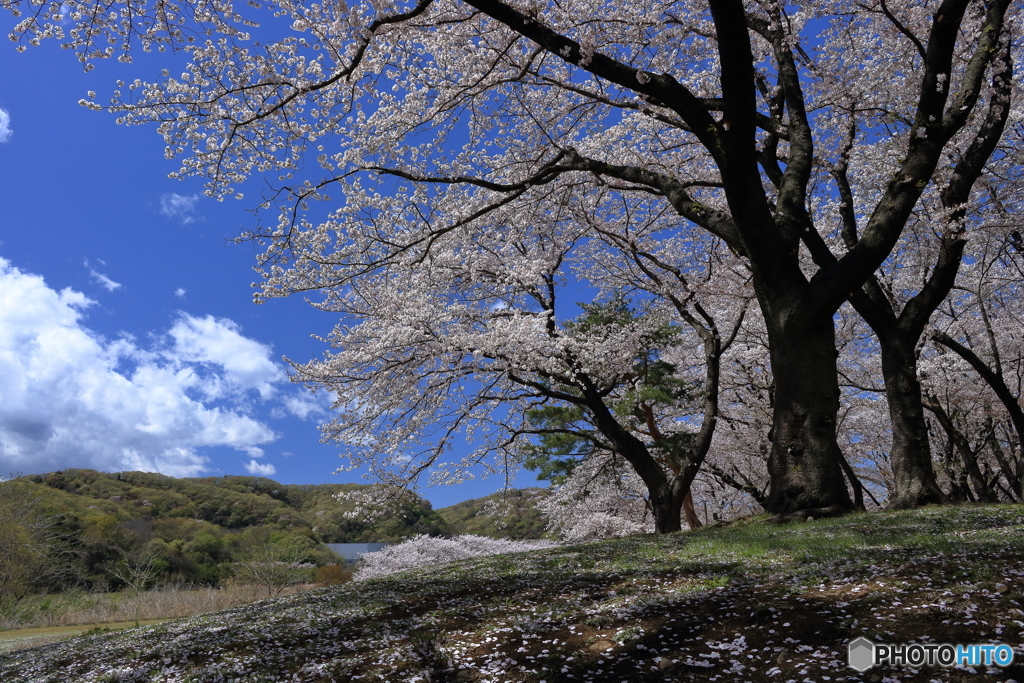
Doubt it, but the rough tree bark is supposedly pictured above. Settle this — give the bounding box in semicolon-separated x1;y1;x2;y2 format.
758;300;853;516
880;334;949;507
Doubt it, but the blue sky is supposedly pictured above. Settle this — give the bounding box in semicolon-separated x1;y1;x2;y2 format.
0;33;540;507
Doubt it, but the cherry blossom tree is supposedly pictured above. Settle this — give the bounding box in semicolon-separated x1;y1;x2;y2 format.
285;220;746;532
800;33;1017;508
924;232;1024;501
7;0;1020;517
534;451;653;542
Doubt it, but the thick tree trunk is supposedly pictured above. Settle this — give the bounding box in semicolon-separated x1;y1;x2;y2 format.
763;307;855;518
648;482;684;534
803;238;958;509
880;337;947;509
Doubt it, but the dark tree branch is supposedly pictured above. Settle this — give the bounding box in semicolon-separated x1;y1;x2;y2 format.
922;392;999;502
877;0;928;60
458;0;724;157
808;0;1009;315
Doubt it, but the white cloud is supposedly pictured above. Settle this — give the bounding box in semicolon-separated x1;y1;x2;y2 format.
165;314;287;399
85;258;123;291
0;258;286;478
175;288;187;298
159;193;201;224
244;459;276;476
0;108;11;143
277;390;333;421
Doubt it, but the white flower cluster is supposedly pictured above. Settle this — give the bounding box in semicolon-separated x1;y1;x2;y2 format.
354;534;558;581
538;452;653;542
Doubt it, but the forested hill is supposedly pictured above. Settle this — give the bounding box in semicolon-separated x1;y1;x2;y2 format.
4;470;549;590
12;469;548;544
436;487;548;539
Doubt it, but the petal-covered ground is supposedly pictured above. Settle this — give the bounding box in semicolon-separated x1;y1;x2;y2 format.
2;505;1023;682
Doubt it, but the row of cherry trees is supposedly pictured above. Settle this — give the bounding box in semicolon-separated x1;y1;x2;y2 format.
541;235;1024;538
7;0;1023;530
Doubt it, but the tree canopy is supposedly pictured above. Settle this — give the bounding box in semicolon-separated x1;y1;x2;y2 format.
6;0;1023;526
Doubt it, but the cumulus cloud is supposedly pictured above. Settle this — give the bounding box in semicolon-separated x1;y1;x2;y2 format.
0;258;288;477
165;314;287;399
0;108;11;143
175;288;186;298
276;390;333;421
159;193;201;224
244;459;277;476
85;258;123;291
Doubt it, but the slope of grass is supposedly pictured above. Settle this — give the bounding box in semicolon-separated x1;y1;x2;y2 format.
3;504;1023;682
2;469;458;598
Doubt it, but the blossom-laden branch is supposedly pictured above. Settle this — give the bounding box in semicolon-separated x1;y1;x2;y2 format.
9;0;1023;517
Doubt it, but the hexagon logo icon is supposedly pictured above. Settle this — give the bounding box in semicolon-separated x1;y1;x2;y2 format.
848;637;875;672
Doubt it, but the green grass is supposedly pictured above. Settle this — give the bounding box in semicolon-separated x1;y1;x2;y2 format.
2;504;1024;682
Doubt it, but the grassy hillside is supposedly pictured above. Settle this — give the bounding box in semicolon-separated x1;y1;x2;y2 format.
3;504;1022;682
3;470;448;591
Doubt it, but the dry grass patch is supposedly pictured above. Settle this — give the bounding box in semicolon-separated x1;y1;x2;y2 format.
0;583;314;632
